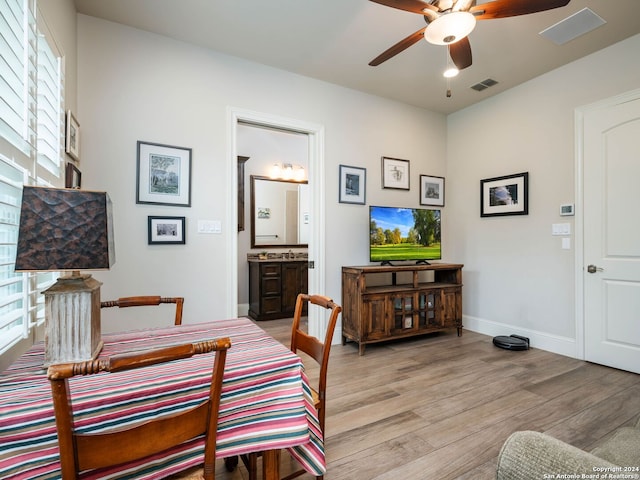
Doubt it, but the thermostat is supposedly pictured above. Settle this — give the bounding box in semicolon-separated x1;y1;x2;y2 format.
560;204;574;216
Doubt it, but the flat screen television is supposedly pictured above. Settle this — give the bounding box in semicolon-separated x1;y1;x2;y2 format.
369;206;441;264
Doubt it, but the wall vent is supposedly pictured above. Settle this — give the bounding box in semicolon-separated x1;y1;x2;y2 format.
471;78;498;92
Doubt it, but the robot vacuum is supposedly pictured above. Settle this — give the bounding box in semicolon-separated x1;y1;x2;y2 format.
493;334;530;351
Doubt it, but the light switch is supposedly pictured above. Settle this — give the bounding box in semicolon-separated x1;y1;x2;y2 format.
198;220;222;234
552;223;571;236
562;237;571;250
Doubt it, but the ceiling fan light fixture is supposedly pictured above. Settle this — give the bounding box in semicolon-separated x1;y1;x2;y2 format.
443;67;459;78
424;11;476;46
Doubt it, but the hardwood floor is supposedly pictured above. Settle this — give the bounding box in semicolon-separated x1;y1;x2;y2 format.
216;318;640;479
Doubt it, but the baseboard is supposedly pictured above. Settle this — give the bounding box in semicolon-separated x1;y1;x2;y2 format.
463;314;580;359
237;303;249;317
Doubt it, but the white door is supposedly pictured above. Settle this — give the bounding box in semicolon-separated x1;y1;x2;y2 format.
581;91;640;374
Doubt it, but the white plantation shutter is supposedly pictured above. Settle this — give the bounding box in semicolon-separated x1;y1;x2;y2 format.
0;0;63;353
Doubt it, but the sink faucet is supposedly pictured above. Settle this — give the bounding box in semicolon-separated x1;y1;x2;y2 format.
289;249;294;259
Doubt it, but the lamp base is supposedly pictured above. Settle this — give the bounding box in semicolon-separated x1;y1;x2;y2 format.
43;274;103;366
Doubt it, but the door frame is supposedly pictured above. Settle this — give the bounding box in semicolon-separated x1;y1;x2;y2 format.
227;107;326;339
574;87;640;361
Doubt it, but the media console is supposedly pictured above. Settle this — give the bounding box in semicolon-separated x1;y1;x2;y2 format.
341;263;463;355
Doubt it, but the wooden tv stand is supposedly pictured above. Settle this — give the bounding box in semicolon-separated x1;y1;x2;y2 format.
341;263;463;355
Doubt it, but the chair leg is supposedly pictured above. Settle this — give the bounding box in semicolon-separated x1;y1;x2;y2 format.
240;452;259;480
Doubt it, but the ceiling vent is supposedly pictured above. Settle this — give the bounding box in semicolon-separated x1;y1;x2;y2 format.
470;78;498;92
539;8;606;45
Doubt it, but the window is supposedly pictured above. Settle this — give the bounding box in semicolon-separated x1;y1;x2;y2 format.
0;0;63;353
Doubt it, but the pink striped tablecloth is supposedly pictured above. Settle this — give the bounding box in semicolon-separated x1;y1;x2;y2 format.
0;318;325;479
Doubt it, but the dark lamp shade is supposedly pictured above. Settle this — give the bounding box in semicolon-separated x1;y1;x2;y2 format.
14;186;116;272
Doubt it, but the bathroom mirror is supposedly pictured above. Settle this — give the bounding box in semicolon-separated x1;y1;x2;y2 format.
251;175;309;248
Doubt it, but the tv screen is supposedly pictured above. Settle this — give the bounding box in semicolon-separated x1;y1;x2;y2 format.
369;206;441;263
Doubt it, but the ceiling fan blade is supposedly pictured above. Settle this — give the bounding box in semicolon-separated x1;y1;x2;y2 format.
470;0;570;20
449;37;472;70
369;27;427;66
369;0;438;15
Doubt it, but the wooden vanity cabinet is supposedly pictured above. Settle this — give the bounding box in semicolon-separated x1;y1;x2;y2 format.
248;259;308;320
341;263;463;355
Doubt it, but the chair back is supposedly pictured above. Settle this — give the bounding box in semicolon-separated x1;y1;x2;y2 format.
47;337;231;480
290;293;341;432
101;295;184;325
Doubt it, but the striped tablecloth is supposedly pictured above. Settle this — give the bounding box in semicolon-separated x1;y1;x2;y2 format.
0;318;325;479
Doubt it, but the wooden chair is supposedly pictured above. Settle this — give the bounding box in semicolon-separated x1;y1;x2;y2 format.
100;295;184;325
47;337;231;480
241;293;341;480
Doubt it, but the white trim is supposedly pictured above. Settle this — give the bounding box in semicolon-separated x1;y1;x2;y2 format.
463;314;579;359
227;107;326;338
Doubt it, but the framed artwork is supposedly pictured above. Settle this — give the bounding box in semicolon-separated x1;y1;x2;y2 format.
382;157;410;190
480;172;529;217
137;141;192;207
148;216;186;244
65;110;80;161
339;164;366;204
420;175;445;207
65;163;81;189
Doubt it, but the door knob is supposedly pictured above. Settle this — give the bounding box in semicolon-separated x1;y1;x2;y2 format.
587;264;603;273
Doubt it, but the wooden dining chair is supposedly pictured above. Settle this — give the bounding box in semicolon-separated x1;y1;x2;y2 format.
241;293;341;480
100;295;184;325
47;337;231;480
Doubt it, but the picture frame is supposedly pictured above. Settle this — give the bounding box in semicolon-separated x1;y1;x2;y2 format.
65;162;81;189
480;172;529;217
137;141;192;207
382;157;410;190
339;164;366;204
148;216;186;245
420;175;445;207
65;110;80;161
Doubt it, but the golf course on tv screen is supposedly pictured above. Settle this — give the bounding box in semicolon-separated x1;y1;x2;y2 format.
369;206;441;262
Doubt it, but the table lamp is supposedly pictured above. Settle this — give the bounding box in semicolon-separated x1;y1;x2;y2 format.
14;186;115;365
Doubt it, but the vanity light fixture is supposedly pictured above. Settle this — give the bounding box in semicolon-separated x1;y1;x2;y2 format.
270;163;305;181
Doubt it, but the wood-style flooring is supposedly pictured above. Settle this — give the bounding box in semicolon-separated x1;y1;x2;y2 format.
215;318;640;479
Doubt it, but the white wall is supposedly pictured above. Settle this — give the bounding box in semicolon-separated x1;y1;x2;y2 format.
447;33;640;357
77;15;447;333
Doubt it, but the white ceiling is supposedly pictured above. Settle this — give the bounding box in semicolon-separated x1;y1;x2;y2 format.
73;0;640;115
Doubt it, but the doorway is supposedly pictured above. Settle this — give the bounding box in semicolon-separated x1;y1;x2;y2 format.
576;88;640;374
227;108;326;339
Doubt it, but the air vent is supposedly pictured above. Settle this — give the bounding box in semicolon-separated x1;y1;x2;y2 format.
471;78;498;92
539;8;606;45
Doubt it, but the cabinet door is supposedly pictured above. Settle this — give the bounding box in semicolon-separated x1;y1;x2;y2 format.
417;291;438;329
440;287;461;327
390;292;416;335
361;294;388;340
282;262;306;316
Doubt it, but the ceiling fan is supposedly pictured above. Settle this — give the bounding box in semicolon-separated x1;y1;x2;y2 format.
369;0;572;70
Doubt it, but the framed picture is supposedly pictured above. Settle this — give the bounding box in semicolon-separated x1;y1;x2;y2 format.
148;216;186;244
480;172;529;217
382;157;410;190
420;175;445;207
65;110;80;161
339;165;366;204
65;163;81;189
137;141;192;207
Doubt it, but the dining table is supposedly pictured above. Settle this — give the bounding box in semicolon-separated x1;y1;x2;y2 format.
0;317;325;479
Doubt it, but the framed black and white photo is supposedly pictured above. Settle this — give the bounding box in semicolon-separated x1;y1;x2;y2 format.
148;216;186;244
339;165;366;204
65;110;80;161
65;162;81;189
382;157;410;190
137;141;192;207
420;175;445;207
480;172;529;217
